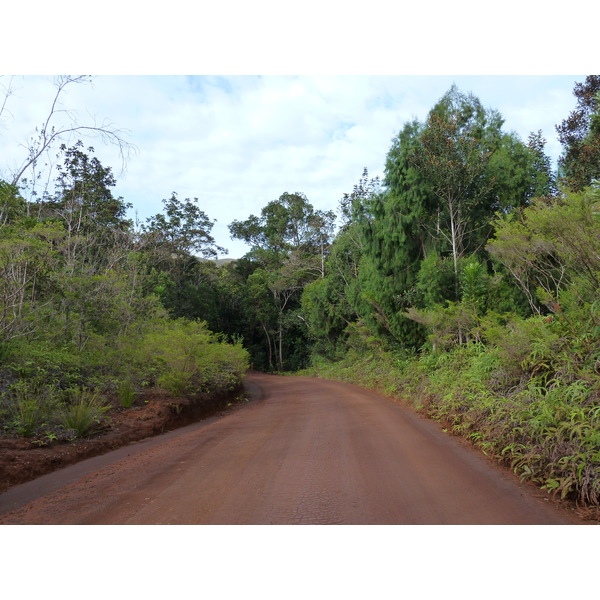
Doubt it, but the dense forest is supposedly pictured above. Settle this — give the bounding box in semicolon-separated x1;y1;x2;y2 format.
1;76;599;507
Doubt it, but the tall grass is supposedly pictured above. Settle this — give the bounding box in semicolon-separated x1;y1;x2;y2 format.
58;389;109;437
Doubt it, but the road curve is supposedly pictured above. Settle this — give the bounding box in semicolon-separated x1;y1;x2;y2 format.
0;373;582;524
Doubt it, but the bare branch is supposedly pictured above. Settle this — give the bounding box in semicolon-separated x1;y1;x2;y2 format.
9;76;137;187
0;76;13;120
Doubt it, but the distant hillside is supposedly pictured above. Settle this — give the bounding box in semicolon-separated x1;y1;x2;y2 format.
214;258;238;266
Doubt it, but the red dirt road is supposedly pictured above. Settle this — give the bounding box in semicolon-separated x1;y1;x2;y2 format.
0;374;584;524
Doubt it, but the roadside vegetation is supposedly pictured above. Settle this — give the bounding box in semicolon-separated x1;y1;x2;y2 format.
1;75;599;508
0;78;248;444
300;79;600;508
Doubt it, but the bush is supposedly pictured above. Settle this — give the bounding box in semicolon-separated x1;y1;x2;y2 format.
1;381;59;438
116;378;137;408
58;389;109;438
134;319;249;396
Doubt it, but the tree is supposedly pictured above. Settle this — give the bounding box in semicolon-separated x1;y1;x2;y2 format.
525;130;557;199
302;168;402;356
487;183;600;314
47;141;132;234
301;235;363;359
0;221;63;342
141;193;226;322
556;75;600;191
229;192;336;369
339;167;380;228
229;191;335;267
409;87;500;284
353;121;432;346
245;268;279;370
144;193;226;259
352;86;555;351
0;180;26;227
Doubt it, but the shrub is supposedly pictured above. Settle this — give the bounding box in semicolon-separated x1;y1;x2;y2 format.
115;378;137;408
1;381;59;438
58;389;109;438
139;319;249;396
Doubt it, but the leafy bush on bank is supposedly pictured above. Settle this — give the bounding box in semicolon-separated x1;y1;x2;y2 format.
0;319;249;441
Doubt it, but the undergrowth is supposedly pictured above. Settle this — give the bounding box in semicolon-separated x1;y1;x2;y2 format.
0;318;250;441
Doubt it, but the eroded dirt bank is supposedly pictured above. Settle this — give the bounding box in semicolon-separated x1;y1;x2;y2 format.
0;386;246;494
0;374;591;524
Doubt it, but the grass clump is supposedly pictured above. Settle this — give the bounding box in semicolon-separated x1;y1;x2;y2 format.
58;389;109;438
1;381;60;438
116;378;137;408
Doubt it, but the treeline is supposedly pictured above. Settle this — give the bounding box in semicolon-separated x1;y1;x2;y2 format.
0;141;248;441
224;80;599;372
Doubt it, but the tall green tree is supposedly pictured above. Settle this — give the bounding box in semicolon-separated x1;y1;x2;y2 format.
229;192;335;267
524;130;557;199
354;122;431;346
487;183;600;314
51;142;131;233
356;86;554;350
140;193;225;323
144;192;225;259
556;75;600;191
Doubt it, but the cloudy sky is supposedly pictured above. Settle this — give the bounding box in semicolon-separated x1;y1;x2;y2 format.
1;2;596;258
0;74;586;258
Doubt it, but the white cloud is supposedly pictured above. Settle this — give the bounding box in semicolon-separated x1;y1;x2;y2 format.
0;74;585;258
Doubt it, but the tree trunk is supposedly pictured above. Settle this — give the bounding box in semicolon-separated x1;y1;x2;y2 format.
262;322;273;370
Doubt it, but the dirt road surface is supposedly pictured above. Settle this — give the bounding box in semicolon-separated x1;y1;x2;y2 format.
0;373;584;524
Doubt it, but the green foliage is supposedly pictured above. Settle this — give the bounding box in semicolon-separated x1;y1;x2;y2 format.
488;183;600;313
229;192;335;370
2;382;59;438
0;180;26;226
116;378;137;408
405;302;479;351
3;339;83;388
488;130;556;208
140;320;249;396
49;141;132;234
229;191;335;263
0;379;108;441
58;389;109;438
0;221;64;342
301;276;351;359
479;314;561;383
354;86;544;352
0;134;264;444
556;76;600;191
143;192;226;258
416;252;457;308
